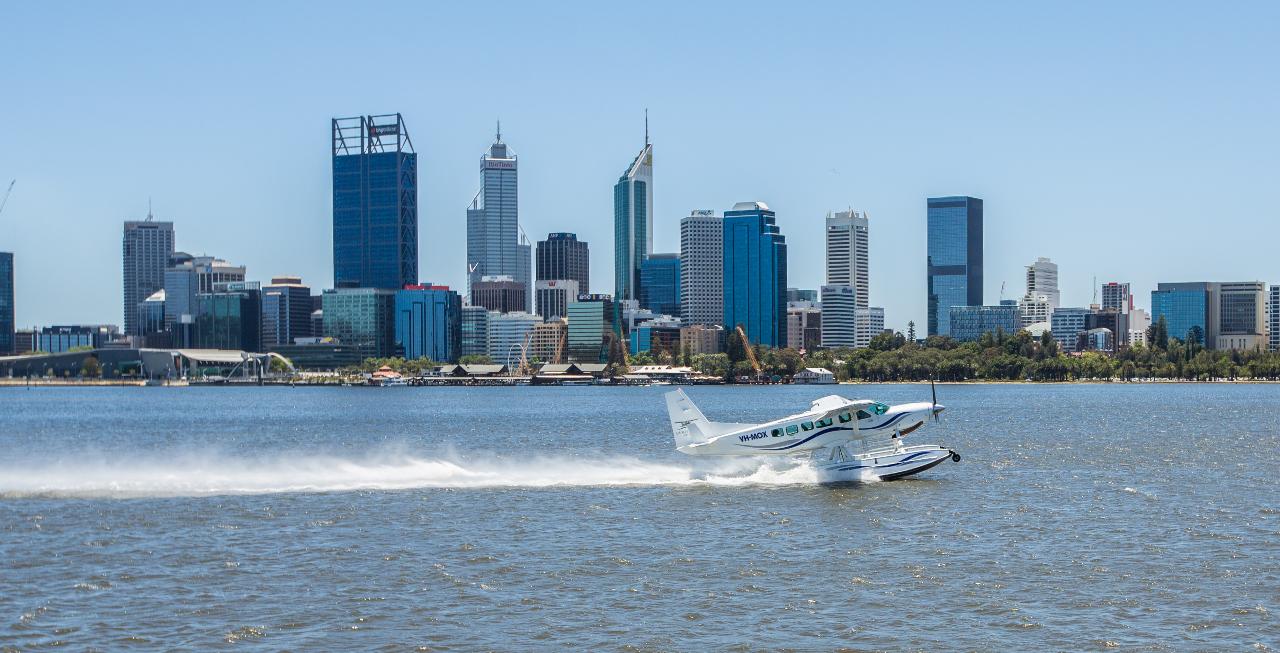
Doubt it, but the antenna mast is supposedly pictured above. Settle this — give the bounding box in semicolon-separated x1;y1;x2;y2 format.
0;180;14;218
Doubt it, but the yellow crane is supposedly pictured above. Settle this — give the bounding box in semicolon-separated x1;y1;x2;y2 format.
735;325;763;382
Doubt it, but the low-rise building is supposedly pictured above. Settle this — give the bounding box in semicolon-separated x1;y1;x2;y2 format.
794;367;836;384
948;302;1020;342
680;324;723;356
322;287;396;359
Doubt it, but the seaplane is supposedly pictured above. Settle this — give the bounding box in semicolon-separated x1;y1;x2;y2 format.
664;385;960;483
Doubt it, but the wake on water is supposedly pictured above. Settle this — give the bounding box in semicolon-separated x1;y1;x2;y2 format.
0;449;848;498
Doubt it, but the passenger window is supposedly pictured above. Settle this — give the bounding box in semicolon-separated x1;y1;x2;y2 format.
786;425;799;435
838;413;852;423
856;410;871;420
816;417;833;428
801;422;814;431
771;428;782;437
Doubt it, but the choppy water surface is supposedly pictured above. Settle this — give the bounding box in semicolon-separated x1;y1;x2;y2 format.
1;384;1277;650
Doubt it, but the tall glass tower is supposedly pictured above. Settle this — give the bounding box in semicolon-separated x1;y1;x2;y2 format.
614;126;653;304
122;217;175;335
723;202;787;347
332;114;418;290
926;196;983;337
467;127;531;307
0;252;12;355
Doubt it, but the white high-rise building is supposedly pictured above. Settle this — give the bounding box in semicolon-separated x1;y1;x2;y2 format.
855;307;886;348
1019;293;1052;329
614;124;653;304
820;285;856;348
1129;308;1151;347
1025;257;1060;310
825;210;869;306
679;210;722;326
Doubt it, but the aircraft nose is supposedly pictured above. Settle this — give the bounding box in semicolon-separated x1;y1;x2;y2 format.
932;404;946;415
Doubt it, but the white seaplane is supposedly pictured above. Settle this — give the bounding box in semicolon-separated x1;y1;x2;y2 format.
665;385;960;482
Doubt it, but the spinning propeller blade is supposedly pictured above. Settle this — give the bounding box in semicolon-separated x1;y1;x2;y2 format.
930;377;940;423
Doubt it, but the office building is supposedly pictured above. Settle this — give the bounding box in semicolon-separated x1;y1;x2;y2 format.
471;275;527;314
680;210;723;326
1084;308;1129;353
614;126;653;305
723;202;787;347
536;232;589;293
193;282;262;352
122;218;175;335
1025;257;1060;310
786;288;818;304
948;303;1020;343
1019;294;1052;329
36;325;119;354
567;294;614;363
322;287;396;358
787;304;822;351
855;307;886;349
527;319;567;364
1101;282;1132;314
395;284;462;362
137;289;167;344
680;324;724;355
534;279;579;321
639;253;680;316
0;252;12;354
1270;285;1279;352
825;209;869;306
14;328;35;355
630;316;682;356
460;305;491;359
332;114;417;290
1129;308;1151;347
164;254;245;330
467;127;530;307
488;311;541;367
820;285;857;348
1151;282;1212;346
1216;282;1266;351
1051;307;1090;353
261;277;313;349
926;196;983;336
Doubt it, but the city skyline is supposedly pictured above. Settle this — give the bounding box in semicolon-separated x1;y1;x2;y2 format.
2;3;1278;331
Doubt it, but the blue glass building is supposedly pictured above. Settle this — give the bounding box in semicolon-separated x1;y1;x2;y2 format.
322;288;397;358
394;285;462;362
1151;283;1210;344
927;196;983;337
614;139;653;305
639;253;680;317
0;252;13;354
722;202;787;347
332;114;417;290
194;281;262;352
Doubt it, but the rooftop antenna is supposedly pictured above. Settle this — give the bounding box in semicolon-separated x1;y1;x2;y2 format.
0;179;14;218
644;108;649;145
146;197;154;221
1092;275;1098;306
496;119;502;143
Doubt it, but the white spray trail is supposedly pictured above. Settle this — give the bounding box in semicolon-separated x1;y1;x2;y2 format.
0;449;825;498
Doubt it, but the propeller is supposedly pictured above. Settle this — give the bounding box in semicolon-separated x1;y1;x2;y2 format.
930;376;941;423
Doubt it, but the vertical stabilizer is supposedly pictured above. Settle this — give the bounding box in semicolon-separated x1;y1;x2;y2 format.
665;389;710;447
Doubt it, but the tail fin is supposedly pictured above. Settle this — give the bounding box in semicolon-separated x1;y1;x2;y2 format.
665;389;711;447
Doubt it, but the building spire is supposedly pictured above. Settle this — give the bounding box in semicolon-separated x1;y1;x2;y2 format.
496;119;502;143
146;196;153;222
644;108;649;146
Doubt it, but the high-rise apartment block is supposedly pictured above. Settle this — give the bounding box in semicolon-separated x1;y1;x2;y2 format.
467;129;530;305
332;114;417;290
680;210;722;326
122;218;175;335
723;202;786;347
926;196;983;337
536;232;589;293
1101;282;1132;314
614;135;653;304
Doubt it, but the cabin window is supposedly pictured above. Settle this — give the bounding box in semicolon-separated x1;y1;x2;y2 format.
816;417;833;428
856;410;871;420
838;412;852;423
870;402;889;415
786;425;799;435
771;428;782;437
801;422;814;431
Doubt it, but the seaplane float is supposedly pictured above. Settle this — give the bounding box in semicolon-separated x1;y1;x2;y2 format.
664;385;960;483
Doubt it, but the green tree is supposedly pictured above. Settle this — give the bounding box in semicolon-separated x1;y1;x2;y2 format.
459;354;494;365
906;321;916;342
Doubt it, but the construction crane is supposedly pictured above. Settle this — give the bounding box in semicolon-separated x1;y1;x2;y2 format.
735;325;763;382
0;180;14;217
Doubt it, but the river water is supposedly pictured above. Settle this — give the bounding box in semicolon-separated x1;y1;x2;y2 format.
1;384;1277;650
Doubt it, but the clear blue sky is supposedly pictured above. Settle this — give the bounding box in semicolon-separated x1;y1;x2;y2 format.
2;1;1277;332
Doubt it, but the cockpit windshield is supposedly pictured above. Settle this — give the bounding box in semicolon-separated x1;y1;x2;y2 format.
856;403;890;420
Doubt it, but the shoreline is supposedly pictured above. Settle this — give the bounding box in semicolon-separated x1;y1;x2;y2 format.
2;378;1277;388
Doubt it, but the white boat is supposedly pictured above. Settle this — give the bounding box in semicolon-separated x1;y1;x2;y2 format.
664;387;960;483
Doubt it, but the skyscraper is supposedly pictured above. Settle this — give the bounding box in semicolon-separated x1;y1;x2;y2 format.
261;276;313;349
1269;285;1279;352
1025;257;1060;309
679;210;722;326
122;217;175;335
467;127;531;306
927;196;983;337
536;232;589;293
332;113;417;290
395;284;462;362
0;252;12;354
639;253;680;316
723;202;787;347
821;209;876;349
614;127;653;304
